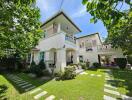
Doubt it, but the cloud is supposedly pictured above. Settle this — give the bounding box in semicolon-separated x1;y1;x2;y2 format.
71;6;87;18
36;0;58;21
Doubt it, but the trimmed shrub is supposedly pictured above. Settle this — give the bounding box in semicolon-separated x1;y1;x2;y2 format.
79;63;87;70
62;66;76;80
86;61;90;68
30;61;36;73
92;62;101;68
38;60;46;70
34;65;43;77
127;55;132;65
114;58;127;69
30;61;44;77
43;69;51;76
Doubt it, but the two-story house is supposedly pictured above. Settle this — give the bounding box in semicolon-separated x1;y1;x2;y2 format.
30;11;81;72
76;33;125;66
29;11;125;73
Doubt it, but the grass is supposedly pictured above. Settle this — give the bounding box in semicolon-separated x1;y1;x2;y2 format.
0;68;131;100
111;69;132;96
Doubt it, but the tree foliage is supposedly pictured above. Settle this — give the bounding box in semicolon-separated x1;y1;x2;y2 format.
109;11;132;55
82;0;132;55
0;0;43;57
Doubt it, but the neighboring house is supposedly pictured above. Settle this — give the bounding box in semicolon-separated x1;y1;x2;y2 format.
29;11;125;73
76;33;125;66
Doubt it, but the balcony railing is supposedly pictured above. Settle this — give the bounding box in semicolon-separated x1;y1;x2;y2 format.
65;36;76;44
97;44;114;52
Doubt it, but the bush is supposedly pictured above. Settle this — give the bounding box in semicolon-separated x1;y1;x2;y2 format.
34;65;44;77
30;61;44;77
86;61;90;68
114;58;127;69
61;66;76;80
127;55;132;65
38;60;46;70
79;63;87;70
92;62;101;68
43;69;51;76
30;61;36;73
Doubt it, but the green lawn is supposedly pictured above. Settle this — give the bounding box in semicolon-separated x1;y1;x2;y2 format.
111;69;132;96
0;68;132;100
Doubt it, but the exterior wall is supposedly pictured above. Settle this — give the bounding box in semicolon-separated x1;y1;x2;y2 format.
37;32;65;51
76;34;101;64
76;33;125;65
33;29;77;73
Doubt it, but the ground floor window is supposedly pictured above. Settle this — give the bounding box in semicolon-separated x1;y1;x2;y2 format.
79;55;83;62
40;52;45;61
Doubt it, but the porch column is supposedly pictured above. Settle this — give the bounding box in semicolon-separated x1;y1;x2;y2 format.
45;51;52;73
56;49;66;72
57;23;61;32
34;51;39;64
45;51;50;61
73;51;79;64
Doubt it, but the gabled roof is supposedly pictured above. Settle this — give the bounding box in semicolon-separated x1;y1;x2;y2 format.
41;11;81;32
76;33;102;44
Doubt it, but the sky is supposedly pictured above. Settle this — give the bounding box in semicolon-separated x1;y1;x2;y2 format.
36;0;108;40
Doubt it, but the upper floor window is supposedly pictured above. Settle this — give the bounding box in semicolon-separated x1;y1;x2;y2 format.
86;47;93;51
44;30;46;38
79;42;84;48
80;44;82;48
92;40;97;46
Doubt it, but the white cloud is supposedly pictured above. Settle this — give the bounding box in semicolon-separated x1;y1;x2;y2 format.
36;0;57;20
71;6;87;18
36;0;49;12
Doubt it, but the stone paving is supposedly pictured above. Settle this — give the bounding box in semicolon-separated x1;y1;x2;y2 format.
7;74;36;92
7;73;56;100
103;69;132;100
6;71;132;100
79;72;103;78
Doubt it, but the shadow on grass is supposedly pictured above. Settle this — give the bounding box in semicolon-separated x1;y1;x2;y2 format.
0;85;8;100
106;69;132;97
1;71;52;94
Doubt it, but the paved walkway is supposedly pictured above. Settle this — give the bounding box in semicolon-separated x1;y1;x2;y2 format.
79;72;102;77
103;69;132;100
7;74;36;92
7;74;56;100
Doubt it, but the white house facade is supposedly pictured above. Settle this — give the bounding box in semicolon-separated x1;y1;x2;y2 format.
76;33;125;66
29;11;125;73
30;12;81;73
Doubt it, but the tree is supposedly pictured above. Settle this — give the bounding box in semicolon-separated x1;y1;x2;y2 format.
109;11;132;55
0;0;43;57
82;0;132;55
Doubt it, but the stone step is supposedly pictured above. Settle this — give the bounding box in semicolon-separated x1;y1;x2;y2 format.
104;84;117;90
45;95;55;100
34;91;47;99
21;84;32;88
104;95;116;100
29;88;42;94
104;88;120;96
25;86;36;92
18;82;29;86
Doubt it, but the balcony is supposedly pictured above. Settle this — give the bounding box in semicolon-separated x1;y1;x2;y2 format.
97;44;115;52
65;35;76;44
